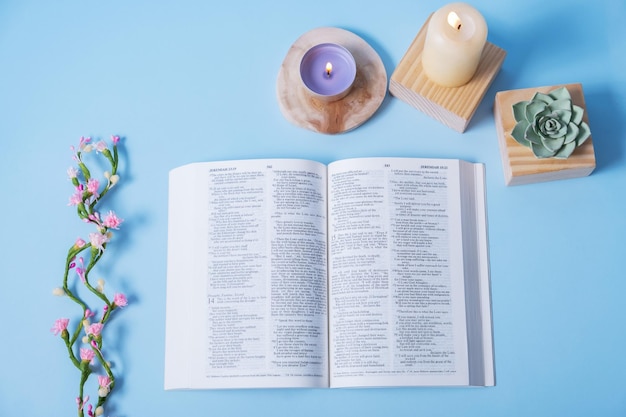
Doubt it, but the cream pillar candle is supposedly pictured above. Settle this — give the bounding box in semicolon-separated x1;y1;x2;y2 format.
421;2;487;87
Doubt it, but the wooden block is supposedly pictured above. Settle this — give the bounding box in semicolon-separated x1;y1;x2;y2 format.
276;27;387;135
494;83;596;186
389;15;506;133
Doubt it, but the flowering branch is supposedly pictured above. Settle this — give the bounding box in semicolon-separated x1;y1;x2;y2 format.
51;136;127;417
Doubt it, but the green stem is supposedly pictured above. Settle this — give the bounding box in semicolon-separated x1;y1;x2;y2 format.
63;331;80;369
112;145;118;175
78;160;90;181
62;244;93;346
78;363;91;417
83;249;110;306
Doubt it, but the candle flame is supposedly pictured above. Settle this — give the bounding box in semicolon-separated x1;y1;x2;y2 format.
447;11;462;30
325;62;332;76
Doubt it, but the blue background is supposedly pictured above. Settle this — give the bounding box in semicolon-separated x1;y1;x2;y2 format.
1;0;625;416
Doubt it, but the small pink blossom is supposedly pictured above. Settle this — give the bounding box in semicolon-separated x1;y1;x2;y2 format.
111;135;120;145
77;395;90;411
102;211;123;229
113;293;128;308
86;323;104;337
76;257;86;282
80;348;95;363
87;212;103;229
98;374;112;397
89;232;109;252
51;318;69;335
87;178;100;196
84;309;95;319
68;189;83;206
94;141;107;153
98;375;111;388
74;238;86;249
90;340;102;355
79;136;92;150
76;267;85;282
67;166;78;179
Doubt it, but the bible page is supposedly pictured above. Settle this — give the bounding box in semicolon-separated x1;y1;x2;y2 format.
165;159;329;389
327;157;472;387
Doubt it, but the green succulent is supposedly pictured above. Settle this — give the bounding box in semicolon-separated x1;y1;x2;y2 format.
511;87;591;159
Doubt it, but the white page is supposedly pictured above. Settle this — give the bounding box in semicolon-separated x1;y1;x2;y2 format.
165;159;329;389
327;157;471;387
459;161;494;386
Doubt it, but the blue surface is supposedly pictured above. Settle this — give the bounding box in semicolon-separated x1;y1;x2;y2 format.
1;0;625;416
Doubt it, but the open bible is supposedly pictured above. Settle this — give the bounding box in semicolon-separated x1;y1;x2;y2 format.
165;157;494;389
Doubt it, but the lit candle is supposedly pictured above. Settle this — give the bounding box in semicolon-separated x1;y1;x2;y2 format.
421;2;487;87
300;43;357;102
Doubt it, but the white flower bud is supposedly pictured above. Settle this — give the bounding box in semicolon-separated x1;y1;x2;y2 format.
98;387;109;397
109;174;119;186
52;287;66;296
95;406;105;416
82;336;90;344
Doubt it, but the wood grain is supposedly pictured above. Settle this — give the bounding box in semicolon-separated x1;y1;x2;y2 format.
276;27;387;135
494;83;596;186
389;15;506;133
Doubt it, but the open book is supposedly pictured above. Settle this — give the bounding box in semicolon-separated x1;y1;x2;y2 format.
165;157;494;389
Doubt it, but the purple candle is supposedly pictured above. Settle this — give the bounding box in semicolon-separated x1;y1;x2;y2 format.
300;43;357;102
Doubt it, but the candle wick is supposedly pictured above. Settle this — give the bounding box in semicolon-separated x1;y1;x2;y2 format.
325;62;333;78
457;23;462;30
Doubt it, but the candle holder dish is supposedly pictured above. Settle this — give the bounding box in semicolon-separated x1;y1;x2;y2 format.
389;14;506;133
277;27;387;134
494;83;596;185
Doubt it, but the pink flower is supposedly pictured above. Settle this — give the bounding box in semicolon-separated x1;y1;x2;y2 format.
94;141;107;153
97;374;112;397
87;178;100;196
76;257;86;282
51;318;69;335
98;375;111;389
76;268;85;282
111;135;120;145
113;293;128;308
79;136;92;150
89;232;109;252
84;309;95;319
67;166;78;179
76;395;90;411
74;238;86;249
68;189;83;206
86;323;104;337
102;211;123;229
87;212;103;229
80;348;95;363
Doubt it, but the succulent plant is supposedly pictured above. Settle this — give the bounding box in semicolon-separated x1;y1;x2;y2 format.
511;87;591;159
